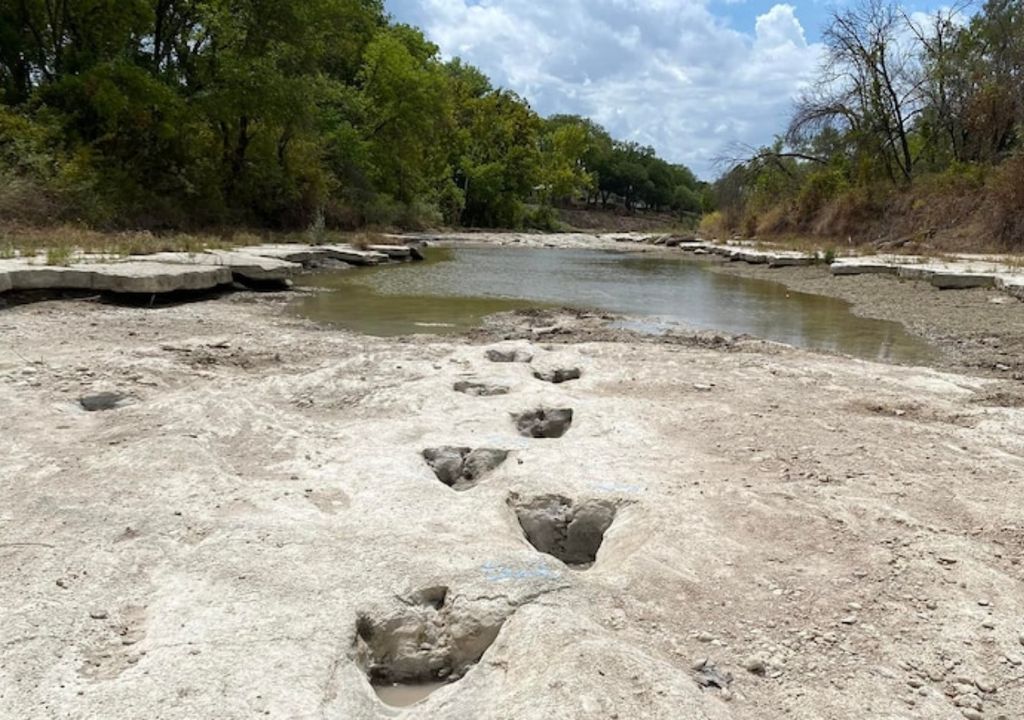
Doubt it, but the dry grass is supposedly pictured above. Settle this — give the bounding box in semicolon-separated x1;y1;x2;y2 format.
0;224;395;258
348;231;393;250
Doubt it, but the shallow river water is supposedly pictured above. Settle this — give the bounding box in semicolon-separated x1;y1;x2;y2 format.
295;246;935;364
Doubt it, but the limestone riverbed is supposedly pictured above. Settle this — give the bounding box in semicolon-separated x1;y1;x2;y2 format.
2;281;1023;719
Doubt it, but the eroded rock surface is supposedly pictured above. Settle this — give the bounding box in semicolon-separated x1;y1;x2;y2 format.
453;380;510;397
533;367;582;384
351;589;512;688
512;407;574;438
486;347;534;364
509;494;619;567
423;447;509;491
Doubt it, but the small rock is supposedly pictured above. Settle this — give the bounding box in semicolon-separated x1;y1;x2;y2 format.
692;659;732;689
453;381;510;397
79;392;128;412
975;678;997;694
696;632;714;643
961;710;983;720
937;556;958;565
840;616;858;625
486;348;533;364
743;657;767;675
533;367;582;384
693;384;714;392
89;610;108;620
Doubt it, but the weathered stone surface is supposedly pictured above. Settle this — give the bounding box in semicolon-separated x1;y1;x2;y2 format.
367;244;412;260
830;261;900;276
0;259;231;293
453;381;510;397
2;260;96;290
237;244;328;266
0;269;12;293
6;295;1024;720
422;446;509;491
997;275;1024;300
513;407;574;438
147;251;300;282
768;254;815;268
509;494;618;567
79;392;128;412
486;347;534;364
930;272;997;290
90;262;231;293
315;244;389;265
533;367;582;384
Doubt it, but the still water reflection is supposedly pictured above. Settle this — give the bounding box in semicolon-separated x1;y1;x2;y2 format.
295;246;935;364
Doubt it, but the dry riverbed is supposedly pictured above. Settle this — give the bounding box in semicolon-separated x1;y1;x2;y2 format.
2;279;1023;720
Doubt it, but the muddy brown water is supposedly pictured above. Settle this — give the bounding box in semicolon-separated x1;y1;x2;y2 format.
295;246;936;364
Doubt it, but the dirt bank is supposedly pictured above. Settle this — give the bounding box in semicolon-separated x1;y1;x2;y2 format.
706;259;1024;385
2;289;1023;720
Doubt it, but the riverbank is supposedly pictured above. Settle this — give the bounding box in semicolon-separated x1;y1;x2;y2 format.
405;232;1024;382
2;288;1022;720
707;259;1024;383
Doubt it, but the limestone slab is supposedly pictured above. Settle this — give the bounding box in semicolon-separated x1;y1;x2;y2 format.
88;262;232;293
146;250;300;281
830;261;900;276
930;272;997;290
366;244;412;259
314;244;389;265
237;244;329;266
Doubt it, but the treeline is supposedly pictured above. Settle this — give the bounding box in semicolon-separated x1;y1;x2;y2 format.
0;0;705;231
709;0;1024;248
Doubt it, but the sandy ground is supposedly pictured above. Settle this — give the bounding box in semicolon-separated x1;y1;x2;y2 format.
2;283;1023;720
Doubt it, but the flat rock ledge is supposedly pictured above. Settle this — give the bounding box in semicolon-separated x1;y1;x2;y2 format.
680;242;1024;301
830;256;1024;298
0;242;423;297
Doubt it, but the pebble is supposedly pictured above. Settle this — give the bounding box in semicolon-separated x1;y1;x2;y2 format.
89;610;108;620
840;616;858;625
961;711;983;720
696;632;714;643
978;599;991;607
975;678;997;694
743;657;767;675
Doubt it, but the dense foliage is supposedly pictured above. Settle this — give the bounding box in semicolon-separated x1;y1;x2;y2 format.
0;1;703;230
709;0;1024;247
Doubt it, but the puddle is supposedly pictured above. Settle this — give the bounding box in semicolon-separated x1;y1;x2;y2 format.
294;246;936;364
373;681;450;707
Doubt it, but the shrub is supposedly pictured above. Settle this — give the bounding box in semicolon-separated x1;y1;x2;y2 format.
795;168;848;221
698;211;727;239
523;204;560;231
396;199;442;231
985;153;1024;249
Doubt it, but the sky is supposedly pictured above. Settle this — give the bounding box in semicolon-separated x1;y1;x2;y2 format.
384;0;939;179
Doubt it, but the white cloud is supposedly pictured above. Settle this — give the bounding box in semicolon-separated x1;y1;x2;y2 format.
388;0;824;178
